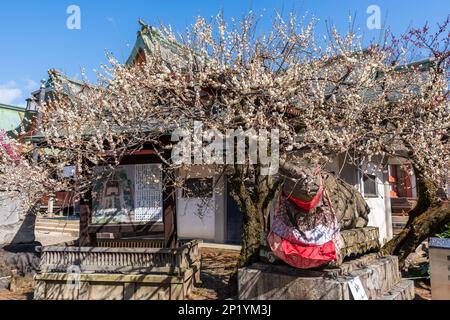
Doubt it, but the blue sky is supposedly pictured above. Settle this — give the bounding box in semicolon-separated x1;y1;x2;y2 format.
0;0;448;107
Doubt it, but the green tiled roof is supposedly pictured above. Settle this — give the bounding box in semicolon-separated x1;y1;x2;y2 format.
0;103;25;133
43;69;89;97
126;20;197;66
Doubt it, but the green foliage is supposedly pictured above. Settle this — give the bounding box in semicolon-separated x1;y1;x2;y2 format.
407;263;430;278
435;223;450;239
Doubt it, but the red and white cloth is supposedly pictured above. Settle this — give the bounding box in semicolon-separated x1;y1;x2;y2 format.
271;194;340;246
268;231;338;269
268;185;342;269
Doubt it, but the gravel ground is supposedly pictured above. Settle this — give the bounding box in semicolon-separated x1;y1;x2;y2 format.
0;276;34;300
189;248;240;300
414;280;431;300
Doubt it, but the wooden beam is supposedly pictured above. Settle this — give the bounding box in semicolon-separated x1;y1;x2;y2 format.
126;149;158;156
88;222;164;235
98;149;158;157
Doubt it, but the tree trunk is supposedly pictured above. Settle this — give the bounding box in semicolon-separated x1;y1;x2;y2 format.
382;202;450;265
382;169;450;267
229;164;279;267
240;203;263;266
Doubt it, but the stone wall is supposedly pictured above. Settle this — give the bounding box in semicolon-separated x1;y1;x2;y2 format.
0;192;35;245
34;269;198;300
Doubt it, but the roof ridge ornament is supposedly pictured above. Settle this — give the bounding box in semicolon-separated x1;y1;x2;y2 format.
138;19;151;35
138;18;147;27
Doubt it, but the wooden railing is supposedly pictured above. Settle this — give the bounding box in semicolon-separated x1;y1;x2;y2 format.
39;239;201;276
97;239;167;248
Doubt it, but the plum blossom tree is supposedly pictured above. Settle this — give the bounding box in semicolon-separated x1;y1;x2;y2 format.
1;12;448;265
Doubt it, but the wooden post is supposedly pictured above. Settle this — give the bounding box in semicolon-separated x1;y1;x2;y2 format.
79;190;96;247
163;173;177;248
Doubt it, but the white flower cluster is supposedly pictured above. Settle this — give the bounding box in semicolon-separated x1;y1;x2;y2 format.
1;12;448;212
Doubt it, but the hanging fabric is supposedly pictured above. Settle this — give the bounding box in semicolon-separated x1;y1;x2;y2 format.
268;231;337;269
267;166;343;269
271;193;340;246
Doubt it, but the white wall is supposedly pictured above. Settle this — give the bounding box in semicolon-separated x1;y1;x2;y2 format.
175;157;395;245
176;166;225;243
359;161;392;245
327;156;393;245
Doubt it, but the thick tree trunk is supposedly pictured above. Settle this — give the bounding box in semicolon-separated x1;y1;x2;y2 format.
229;164;279;267
382;169;450;267
240;203;263;266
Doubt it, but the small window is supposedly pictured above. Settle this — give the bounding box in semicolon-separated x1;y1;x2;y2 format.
363;174;378;197
182;178;214;198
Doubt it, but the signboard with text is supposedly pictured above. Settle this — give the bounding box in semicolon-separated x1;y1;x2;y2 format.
92;164;163;224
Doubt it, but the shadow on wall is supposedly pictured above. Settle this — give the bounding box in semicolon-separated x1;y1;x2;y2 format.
0;192;37;248
9;213;37;247
0;194;40;282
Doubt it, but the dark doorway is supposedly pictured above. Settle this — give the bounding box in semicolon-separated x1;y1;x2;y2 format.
225;181;243;245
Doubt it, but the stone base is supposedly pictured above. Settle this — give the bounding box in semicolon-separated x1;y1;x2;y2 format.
239;254;413;300
0;247;40;278
376;280;415;300
338;227;380;259
34;268;199;300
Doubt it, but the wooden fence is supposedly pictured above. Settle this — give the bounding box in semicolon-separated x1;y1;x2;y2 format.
39;239;200;276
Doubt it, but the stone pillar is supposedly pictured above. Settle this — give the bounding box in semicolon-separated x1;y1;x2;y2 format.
383;171;394;241
47;195;55;217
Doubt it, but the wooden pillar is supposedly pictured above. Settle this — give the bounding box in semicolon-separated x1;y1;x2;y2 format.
79;190;96;247
163;171;177;248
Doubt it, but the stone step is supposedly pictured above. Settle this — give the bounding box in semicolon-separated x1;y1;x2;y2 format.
392;216;409;223
336;255;402;300
392;216;408;236
36;217;79;223
35;226;79;237
391;198;417;209
35;223;79;230
393;225;406;232
35;222;80;229
376;279;415;300
36;218;79;228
